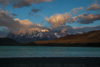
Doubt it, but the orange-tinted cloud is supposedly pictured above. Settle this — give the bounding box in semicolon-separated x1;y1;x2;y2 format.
45;13;72;28
72;7;83;14
0;10;49;34
86;0;100;11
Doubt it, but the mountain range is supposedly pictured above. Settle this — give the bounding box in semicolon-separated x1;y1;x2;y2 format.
0;30;100;47
7;31;57;42
33;30;100;47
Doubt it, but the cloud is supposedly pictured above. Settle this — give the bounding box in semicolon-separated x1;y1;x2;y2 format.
0;10;49;35
71;13;100;24
50;25;74;37
51;25;100;37
73;25;100;33
86;0;100;11
31;8;41;13
12;13;17;16
0;27;9;37
51;25;73;33
0;0;53;8
0;10;100;37
72;7;83;14
45;13;72;28
14;19;33;26
0;10;22;31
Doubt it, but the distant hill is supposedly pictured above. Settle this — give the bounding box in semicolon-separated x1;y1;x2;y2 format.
33;30;100;47
56;30;100;40
0;38;20;46
52;30;100;44
0;38;36;46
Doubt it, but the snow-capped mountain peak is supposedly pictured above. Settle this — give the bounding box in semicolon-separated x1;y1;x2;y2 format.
7;31;57;42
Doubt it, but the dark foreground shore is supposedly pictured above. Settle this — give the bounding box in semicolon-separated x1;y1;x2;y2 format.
0;57;100;67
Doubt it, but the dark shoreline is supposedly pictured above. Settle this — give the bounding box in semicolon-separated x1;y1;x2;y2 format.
0;57;100;67
1;43;100;47
30;43;100;47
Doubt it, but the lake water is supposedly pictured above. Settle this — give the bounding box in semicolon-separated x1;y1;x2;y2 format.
0;46;100;58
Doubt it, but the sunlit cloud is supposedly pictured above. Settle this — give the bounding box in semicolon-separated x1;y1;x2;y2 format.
71;7;83;14
86;0;100;11
45;13;72;28
0;0;100;38
0;10;49;35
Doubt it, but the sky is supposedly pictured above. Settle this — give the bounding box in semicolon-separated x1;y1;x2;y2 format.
0;0;100;37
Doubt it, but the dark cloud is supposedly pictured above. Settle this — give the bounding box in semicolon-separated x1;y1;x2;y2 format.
0;10;49;35
0;27;8;37
28;7;43;17
86;0;100;11
0;0;53;8
0;11;22;31
50;25;100;38
31;8;41;13
0;11;100;38
12;13;17;16
51;25;74;33
28;12;32;16
73;25;100;33
13;0;32;8
50;25;74;37
71;14;100;24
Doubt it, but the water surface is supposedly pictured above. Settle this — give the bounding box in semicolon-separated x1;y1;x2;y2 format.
0;46;100;58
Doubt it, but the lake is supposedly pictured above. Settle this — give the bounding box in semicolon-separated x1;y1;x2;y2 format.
0;46;100;58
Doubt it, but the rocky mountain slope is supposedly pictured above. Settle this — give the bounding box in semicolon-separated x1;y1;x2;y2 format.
7;31;57;42
0;30;100;47
34;30;100;45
